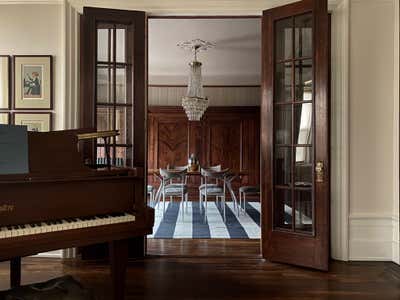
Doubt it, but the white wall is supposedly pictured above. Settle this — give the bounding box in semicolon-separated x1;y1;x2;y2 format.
348;0;399;262
0;4;64;130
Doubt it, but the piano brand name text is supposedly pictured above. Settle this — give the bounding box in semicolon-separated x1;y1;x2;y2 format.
0;204;14;213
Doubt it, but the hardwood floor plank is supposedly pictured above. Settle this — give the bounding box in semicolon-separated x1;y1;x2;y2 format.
0;239;399;300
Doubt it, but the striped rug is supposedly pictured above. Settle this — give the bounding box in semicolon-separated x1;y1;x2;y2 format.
148;201;261;239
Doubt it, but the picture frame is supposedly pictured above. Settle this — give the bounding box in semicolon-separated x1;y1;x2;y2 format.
0;56;10;110
13;112;52;132
0;112;10;124
13;55;53;110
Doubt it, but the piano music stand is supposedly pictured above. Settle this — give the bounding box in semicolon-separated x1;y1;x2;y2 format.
77;130;119;169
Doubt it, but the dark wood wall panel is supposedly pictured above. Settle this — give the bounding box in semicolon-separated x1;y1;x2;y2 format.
157;121;188;168
148;106;260;198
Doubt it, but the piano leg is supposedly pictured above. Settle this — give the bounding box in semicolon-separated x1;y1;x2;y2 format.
10;257;21;288
109;239;129;300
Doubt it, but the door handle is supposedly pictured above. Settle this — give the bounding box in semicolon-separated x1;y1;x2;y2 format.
315;161;324;183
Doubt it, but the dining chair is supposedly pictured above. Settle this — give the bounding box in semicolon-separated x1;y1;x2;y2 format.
198;165;222;206
239;185;260;215
159;168;188;218
199;168;229;222
167;165;188;202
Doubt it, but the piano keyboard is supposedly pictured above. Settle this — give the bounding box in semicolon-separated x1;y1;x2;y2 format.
0;212;135;239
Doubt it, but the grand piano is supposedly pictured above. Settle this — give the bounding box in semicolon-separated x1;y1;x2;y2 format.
0;128;154;299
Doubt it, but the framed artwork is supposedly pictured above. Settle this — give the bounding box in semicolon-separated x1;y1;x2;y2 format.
13;112;52;132
13;55;53;109
0;112;9;124
0;56;10;110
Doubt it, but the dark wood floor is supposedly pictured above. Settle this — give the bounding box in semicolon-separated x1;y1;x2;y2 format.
0;239;399;299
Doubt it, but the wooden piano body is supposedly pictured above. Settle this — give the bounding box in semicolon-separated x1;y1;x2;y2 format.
0;129;154;299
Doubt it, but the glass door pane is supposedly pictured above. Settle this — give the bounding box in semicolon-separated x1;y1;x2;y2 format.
273;13;314;235
95;22;133;167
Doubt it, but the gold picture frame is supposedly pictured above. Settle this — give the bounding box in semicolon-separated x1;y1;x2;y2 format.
14;56;53;110
0;56;10;109
13;112;52;132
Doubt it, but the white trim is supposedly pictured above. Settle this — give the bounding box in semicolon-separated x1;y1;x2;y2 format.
393;0;400;265
33;250;63;258
330;0;350;261
349;214;396;261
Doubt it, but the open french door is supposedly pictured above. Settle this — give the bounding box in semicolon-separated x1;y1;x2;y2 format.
261;0;329;270
80;7;148;259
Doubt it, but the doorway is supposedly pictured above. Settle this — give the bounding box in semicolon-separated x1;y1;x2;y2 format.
79;0;331;271
146;17;262;242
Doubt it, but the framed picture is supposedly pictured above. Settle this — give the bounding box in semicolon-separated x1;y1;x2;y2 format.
0;56;10;109
13;55;53;109
0;112;9;124
13;112;52;132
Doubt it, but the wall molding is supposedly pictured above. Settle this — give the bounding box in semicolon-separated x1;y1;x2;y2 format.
393;0;399;265
349;214;398;261
330;0;350;261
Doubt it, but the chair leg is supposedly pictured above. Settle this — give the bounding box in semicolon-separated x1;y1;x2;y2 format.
185;193;188;211
204;194;208;223
223;195;226;223
239;192;242;216
163;191;166;216
244;193;247;214
199;192;202;213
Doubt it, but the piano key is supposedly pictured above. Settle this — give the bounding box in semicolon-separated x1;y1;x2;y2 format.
0;212;136;239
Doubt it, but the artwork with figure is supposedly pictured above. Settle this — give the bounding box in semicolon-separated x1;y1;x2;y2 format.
23;65;43;99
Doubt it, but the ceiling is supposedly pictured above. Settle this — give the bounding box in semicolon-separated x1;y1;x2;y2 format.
149;18;261;85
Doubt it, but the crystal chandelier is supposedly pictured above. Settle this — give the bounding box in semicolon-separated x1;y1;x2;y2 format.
178;39;215;121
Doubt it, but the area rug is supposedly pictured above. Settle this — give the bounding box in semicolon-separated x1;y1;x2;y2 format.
148;201;261;239
0;275;94;300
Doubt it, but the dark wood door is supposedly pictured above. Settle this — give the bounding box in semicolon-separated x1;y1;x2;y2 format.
80;7;147;258
261;0;329;270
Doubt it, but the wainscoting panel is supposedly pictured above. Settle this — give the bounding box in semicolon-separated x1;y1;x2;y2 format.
148;106;260;198
148;86;261;106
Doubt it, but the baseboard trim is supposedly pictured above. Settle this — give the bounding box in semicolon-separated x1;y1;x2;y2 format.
349;214;397;262
33;250;63;258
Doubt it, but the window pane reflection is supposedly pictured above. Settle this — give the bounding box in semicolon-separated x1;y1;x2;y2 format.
274;147;292;186
295;189;313;233
295;59;312;101
294;103;312;145
275;62;292;102
276;17;293;61
274;189;292;229
275;104;292;145
295;13;313;58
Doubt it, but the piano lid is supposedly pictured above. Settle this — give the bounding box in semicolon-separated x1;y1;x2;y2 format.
28;129;92;175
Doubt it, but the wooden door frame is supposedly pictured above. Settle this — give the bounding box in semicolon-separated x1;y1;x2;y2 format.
72;3;349;261
146;11;346;261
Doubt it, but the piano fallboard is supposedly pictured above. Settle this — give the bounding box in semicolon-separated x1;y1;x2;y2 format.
0;174;143;227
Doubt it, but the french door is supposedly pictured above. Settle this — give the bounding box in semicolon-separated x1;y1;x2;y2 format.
80;7;147;258
261;0;330;270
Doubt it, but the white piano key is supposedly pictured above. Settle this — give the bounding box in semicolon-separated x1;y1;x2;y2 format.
0;212;136;239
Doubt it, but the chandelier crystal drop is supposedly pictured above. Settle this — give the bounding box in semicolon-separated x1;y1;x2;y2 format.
178;39;215;121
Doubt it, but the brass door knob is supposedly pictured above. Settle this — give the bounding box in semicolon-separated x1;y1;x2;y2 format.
315;161;324;183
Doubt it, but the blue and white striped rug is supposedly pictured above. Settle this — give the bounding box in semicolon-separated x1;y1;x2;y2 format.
148;201;261;239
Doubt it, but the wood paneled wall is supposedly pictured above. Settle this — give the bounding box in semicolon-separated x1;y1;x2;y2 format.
148;106;260;197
